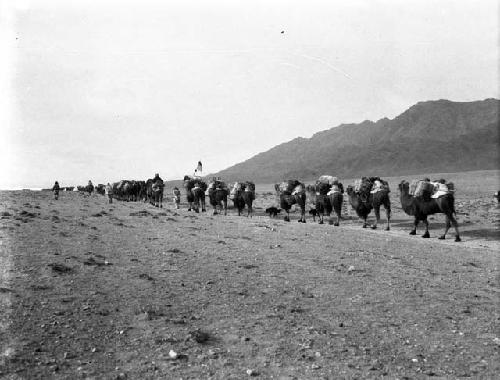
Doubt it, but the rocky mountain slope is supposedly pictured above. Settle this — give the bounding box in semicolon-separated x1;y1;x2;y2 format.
213;99;499;183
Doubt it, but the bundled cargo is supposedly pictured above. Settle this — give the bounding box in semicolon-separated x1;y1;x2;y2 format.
229;182;240;200
354;177;373;194
414;180;434;198
327;182;344;195
354;179;363;192
279;179;301;194
430;180;455;198
316;181;331;195
318;175;338;185
230;181;255;200
208;180;227;190
409;179;420;196
184;177;208;192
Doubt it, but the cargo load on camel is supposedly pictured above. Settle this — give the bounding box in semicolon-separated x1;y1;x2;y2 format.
317;175;338;185
229;181;255;200
278;180;302;194
183;176;208;192
315;175;343;195
409;179;455;199
354;177;389;195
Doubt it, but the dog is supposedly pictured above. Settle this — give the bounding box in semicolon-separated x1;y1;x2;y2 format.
265;207;281;218
308;208;318;222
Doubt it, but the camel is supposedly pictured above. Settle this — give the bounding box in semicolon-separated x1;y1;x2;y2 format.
191;186;206;213
346;180;391;230
309;182;344;226
230;182;255;217
183;176;207;212
398;180;460;241
208;182;228;215
151;179;164;208
274;180;307;223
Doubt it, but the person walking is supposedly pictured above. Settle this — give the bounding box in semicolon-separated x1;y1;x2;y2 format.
52;181;60;200
105;183;113;204
172;187;181;209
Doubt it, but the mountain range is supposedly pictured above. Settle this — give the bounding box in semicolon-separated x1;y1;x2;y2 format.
211;98;499;183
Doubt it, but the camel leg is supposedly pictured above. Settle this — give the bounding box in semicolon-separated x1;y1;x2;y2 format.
439;217;451;240
223;200;227;216
385;204;391;231
362;216;368;228
410;218;419;235
318;212;324;224
201;200;206;212
422;218;430;238
284;211;290;222
441;214;461;241
371;206;380;229
452;217;461;242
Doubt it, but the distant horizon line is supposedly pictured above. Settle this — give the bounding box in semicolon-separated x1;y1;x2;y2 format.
2;168;498;191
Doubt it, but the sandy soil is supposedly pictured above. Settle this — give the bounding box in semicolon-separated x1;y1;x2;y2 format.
0;183;499;379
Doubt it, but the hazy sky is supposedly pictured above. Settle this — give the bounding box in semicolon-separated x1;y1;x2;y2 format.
1;0;498;188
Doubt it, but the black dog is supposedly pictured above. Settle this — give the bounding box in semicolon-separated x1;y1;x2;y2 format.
265;207;281;218
308;208;318;222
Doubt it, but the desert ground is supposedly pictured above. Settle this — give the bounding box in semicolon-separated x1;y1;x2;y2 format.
0;170;499;379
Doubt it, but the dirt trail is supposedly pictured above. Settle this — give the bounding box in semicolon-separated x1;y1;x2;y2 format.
0;191;498;379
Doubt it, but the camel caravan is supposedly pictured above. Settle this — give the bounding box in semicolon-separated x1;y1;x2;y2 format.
59;160;461;241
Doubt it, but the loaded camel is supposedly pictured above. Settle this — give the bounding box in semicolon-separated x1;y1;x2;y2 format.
398;180;460;241
346;177;391;230
320;182;344;226
274;180;307;223
183;176;206;213
208;180;228;215
230;182;256;217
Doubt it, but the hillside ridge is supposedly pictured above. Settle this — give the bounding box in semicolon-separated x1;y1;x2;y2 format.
211;98;499;183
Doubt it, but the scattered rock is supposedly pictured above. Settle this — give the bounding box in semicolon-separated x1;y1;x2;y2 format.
169;350;178;359
189;329;210;344
83;257;106;266
48;263;74;274
246;369;259;376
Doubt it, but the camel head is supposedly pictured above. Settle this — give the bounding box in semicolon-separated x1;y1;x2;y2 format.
346;185;355;196
398;180;410;193
274;183;281;193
